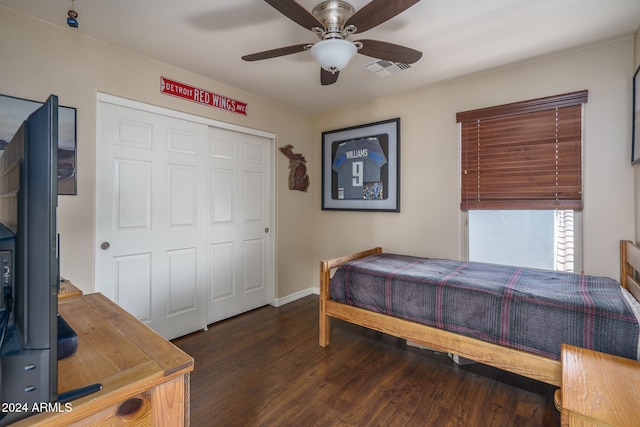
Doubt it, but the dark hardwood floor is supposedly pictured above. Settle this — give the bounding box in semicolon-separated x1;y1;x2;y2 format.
173;295;560;426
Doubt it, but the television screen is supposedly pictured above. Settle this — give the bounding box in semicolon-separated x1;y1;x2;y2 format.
0;95;59;425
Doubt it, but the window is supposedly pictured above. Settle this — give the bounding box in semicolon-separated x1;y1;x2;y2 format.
457;91;587;272
467;209;581;272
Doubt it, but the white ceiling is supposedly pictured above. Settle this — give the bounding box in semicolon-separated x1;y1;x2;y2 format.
2;0;640;115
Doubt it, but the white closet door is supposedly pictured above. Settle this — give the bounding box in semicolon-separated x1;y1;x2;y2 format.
96;98;274;339
96;100;208;339
207;127;272;324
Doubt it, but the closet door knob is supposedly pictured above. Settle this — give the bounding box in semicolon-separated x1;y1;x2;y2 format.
100;242;110;250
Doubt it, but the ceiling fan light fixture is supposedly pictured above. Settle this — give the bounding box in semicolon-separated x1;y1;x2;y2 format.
310;39;357;73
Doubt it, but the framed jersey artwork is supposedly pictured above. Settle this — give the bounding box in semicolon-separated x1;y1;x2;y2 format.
322;118;400;211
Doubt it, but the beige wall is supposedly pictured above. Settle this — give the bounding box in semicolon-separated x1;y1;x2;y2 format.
1;6;637;301
312;38;636;283
0;8;314;298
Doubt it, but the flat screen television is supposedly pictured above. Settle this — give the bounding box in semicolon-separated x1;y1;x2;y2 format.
0;95;60;425
0;95;100;425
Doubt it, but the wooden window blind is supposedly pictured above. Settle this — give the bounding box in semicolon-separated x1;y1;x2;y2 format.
457;90;587;211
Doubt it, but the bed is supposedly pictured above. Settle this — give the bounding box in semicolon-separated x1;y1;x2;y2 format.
319;240;640;387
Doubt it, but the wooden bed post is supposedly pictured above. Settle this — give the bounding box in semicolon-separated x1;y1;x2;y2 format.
319;260;331;347
620;240;640;303
621;240;630;289
319;247;383;348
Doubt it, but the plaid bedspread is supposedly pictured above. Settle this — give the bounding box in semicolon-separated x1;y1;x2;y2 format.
330;254;640;360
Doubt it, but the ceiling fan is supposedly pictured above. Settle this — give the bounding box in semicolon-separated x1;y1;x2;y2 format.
242;0;423;85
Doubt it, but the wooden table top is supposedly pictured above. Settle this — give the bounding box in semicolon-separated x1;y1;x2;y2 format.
561;344;640;426
11;293;194;426
58;278;83;299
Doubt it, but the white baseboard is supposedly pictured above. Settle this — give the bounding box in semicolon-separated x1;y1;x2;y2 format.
272;287;318;307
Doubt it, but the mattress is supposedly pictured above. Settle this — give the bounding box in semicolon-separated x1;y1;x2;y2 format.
330;253;640;360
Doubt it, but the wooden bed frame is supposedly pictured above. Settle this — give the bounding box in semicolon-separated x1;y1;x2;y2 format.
319;240;640;387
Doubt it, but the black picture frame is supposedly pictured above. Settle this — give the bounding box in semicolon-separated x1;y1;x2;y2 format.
633;65;640;164
0;94;77;195
322;118;400;211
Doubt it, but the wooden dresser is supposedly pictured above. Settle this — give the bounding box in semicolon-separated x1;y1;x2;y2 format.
560;344;640;427
58;278;83;299
11;291;194;426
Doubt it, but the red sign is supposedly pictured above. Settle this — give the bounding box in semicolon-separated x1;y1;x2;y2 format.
160;77;248;116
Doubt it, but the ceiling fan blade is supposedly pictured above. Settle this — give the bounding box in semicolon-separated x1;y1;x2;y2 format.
356;39;422;64
242;44;309;61
346;0;422;34
264;0;323;31
321;69;339;86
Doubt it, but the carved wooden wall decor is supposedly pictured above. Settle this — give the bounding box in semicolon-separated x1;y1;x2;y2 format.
279;144;309;192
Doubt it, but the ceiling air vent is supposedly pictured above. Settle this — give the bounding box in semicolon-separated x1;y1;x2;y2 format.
363;60;412;78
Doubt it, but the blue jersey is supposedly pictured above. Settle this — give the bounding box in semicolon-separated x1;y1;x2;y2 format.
332;137;387;199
